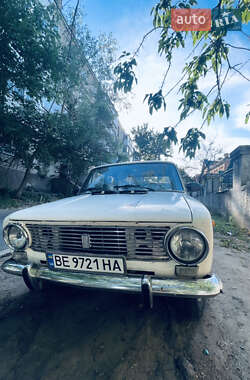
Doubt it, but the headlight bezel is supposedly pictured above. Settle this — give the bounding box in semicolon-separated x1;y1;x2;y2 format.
164;226;209;265
3;223;30;250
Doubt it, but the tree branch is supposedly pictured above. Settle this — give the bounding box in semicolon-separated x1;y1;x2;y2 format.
171;82;218;132
6;84;16;94
163;36;206;99
220;66;230;88
227;57;250;82
225;43;250;52
160;61;171;90
133;27;163;58
62;0;72;9
40;104;50;114
215;50;221;99
164;73;186;99
49;99;56;113
231;66;250;81
60;0;80;115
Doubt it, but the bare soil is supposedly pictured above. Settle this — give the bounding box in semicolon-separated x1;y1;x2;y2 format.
0;237;249;380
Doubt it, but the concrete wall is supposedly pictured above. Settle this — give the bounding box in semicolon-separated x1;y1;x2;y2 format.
0;166;50;192
197;146;250;230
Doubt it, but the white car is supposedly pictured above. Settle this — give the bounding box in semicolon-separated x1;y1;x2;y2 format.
2;161;222;309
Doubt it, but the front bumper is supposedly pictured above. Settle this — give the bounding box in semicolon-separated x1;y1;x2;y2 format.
2;258;222;299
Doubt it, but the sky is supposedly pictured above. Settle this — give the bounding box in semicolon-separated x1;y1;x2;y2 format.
78;0;250;173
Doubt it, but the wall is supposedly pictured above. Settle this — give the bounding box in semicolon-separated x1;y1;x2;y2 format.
196;146;250;230
0;166;50;193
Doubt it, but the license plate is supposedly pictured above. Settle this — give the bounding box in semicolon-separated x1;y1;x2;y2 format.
47;253;125;274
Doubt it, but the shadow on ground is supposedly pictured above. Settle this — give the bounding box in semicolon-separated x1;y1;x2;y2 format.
0;284;203;380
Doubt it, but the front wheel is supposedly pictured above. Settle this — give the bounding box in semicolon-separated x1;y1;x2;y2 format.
22;267;46;291
183;298;206;319
171;297;206;320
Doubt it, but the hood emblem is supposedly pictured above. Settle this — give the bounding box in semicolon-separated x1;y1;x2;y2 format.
82;234;90;249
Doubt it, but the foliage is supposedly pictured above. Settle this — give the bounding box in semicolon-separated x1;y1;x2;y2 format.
0;97;65;196
0;188;61;209
114;141;130;163
0;0;64;195
0;0;62;105
213;214;250;252
179;128;205;159
144;90;166;115
113;0;250;159
1;99;58;168
131;124;177;160
0;0;118;196
114;52;137;94
53;88;116;185
79;27;117;84
245;110;250;124
61;3;119;102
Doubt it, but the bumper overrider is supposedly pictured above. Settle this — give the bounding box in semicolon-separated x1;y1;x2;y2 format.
2;258;223;306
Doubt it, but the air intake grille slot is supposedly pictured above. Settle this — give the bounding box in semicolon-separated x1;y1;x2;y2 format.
25;224;170;258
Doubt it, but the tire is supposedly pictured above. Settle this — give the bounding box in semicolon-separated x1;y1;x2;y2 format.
172;297;206;320
142;282;153;309
22;267;46;291
184;298;206;319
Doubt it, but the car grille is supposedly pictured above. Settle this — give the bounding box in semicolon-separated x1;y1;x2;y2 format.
25;224;170;258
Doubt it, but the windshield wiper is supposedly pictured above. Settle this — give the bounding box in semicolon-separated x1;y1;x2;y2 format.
114;185;155;193
82;184;155;194
82;187;118;195
82;187;100;193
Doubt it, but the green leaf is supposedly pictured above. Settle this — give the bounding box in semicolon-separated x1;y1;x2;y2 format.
225;103;230;119
245;111;250;124
144;90;166;114
242;8;250;23
219;104;224;117
180;128;206;159
113;57;138;94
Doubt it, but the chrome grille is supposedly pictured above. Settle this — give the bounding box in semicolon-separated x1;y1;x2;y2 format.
25;224;170;257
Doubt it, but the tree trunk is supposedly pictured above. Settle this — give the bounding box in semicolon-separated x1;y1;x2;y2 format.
15;162;33;198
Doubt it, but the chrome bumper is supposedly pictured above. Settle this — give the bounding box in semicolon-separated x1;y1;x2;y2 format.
2;259;223;298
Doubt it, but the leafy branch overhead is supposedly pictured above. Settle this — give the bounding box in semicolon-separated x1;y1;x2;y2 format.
179;128;206;159
114;52;137;93
144;90;166;115
113;0;250;159
132;124;178;160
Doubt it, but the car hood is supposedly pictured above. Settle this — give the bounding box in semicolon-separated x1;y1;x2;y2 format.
7;192;192;223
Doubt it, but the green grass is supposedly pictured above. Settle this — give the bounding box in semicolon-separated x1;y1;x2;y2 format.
212;214;250;251
0;189;62;209
0;194;25;209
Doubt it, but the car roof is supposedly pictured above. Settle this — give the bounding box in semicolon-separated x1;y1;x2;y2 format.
93;160;177;170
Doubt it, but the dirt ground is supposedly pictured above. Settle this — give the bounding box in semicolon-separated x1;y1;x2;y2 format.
0;236;249;380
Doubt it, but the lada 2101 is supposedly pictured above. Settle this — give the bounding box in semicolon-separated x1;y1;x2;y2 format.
2;161;222;309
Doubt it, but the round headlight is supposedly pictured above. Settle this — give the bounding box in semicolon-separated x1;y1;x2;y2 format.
3;224;28;250
165;227;208;264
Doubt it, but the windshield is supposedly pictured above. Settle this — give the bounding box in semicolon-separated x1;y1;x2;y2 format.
81;162;184;193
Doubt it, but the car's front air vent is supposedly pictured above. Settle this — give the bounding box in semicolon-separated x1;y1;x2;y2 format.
25;224;170;259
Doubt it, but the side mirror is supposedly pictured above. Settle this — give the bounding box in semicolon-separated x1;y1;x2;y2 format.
186;182;202;192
